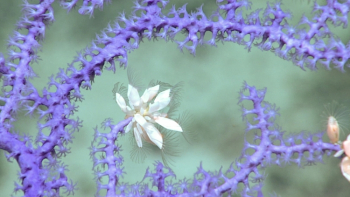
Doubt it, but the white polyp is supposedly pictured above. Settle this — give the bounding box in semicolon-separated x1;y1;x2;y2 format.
144;116;152;122
124;121;133;133
128;101;135;110
148;96;171;114
155;97;171;111
116;93;127;112
140;106;145;115
116;84;182;151
128;84;141;107
328;116;339;131
154;89;170;103
141;89;149;104
327;116;339;144
334;150;344;157
152;112;161;116
136;123;143;135
147;85;160;101
126;106;133;113
148;102;160;114
154;117;183;132
133;127;143;148
143;123;163;149
134;114;148;127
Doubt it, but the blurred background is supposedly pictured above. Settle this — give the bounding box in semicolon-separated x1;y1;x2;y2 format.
1;0;350;196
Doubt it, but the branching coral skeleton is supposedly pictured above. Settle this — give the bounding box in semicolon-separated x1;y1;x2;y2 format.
0;0;349;196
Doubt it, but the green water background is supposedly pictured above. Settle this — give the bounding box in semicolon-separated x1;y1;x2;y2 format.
0;0;350;196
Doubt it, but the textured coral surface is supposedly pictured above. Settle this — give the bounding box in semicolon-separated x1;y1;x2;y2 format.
0;0;350;196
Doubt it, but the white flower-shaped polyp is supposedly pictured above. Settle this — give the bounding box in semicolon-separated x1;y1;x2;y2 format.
116;84;183;149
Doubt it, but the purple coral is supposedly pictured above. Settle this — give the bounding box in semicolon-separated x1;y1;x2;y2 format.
0;0;348;196
91;82;340;196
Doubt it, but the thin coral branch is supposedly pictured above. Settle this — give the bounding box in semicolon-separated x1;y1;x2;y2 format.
0;0;347;196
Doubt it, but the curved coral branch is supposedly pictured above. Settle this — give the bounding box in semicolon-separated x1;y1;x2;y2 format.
92;82;340;196
0;0;348;196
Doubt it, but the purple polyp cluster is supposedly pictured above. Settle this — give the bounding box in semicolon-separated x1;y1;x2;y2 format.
0;0;348;196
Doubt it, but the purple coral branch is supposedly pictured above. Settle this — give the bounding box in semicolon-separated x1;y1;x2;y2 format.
0;0;347;196
91;82;340;196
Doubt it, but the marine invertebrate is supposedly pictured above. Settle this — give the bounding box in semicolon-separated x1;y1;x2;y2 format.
114;79;187;165
322;101;350;144
116;83;182;148
0;0;349;196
